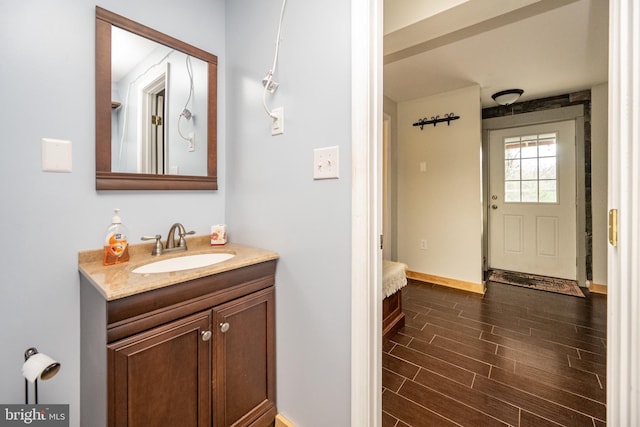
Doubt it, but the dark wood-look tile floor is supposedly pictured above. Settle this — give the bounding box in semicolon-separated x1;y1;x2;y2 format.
382;279;607;427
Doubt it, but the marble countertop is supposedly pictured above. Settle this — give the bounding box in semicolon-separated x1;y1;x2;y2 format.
78;236;279;301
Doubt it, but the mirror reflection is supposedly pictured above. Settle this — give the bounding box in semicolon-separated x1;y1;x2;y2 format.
95;6;217;190
111;27;208;176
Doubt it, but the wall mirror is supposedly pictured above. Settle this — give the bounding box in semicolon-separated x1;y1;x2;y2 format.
96;7;218;190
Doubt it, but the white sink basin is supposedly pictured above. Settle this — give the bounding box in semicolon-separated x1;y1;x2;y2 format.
132;253;235;274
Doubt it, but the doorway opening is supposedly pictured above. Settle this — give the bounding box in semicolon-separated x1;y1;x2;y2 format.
140;68;169;174
482;96;590;287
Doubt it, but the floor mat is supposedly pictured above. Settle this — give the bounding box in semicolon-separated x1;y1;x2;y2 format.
487;269;584;298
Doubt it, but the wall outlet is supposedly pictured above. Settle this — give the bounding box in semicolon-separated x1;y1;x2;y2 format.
420;239;428;250
271;107;284;135
188;132;195;152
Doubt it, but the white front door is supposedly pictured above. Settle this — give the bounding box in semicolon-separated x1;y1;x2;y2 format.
488;120;576;280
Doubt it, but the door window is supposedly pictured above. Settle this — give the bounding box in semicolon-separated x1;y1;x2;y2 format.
504;132;557;203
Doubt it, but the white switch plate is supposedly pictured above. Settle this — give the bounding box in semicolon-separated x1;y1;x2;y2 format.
271;107;284;135
41;138;72;172
313;146;339;179
187;132;195;152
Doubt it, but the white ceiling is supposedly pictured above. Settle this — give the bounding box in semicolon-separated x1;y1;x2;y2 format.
383;0;609;107
112;26;160;81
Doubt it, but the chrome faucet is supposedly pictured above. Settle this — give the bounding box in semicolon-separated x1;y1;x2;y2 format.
141;223;195;256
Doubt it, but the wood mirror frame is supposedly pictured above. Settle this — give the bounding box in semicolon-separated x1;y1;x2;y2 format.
95;7;218;190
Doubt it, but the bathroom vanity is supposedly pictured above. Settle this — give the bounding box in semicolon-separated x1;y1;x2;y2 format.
79;237;278;427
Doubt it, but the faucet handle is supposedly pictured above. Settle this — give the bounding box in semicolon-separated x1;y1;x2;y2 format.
141;235;163;256
177;230;196;248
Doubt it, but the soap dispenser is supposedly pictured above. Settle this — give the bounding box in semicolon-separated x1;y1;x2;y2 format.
103;208;130;266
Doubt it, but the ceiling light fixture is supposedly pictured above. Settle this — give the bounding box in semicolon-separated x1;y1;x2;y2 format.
491;89;524;106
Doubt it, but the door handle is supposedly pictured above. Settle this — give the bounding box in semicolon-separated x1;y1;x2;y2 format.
201;330;212;341
491;204;498;210
220;322;230;333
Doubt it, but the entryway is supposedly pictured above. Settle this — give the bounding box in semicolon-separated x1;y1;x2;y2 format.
482;104;588;287
487;120;577;280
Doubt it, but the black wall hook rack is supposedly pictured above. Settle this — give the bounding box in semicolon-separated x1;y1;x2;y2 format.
412;113;460;130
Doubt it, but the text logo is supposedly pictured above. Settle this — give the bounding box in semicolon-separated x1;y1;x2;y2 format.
0;405;69;426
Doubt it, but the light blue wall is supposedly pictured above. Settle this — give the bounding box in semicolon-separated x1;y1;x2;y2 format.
1;1;354;426
225;1;353;426
0;0;226;424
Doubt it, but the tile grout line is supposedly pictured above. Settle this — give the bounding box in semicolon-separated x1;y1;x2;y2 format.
392;380;494;427
387;281;607;426
485;365;607;421
596;374;604;390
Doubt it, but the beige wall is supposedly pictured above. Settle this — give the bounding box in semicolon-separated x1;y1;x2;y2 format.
591;83;609;286
396;85;483;285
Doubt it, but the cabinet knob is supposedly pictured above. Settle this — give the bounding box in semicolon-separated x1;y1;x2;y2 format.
220;322;230;333
201;330;212;341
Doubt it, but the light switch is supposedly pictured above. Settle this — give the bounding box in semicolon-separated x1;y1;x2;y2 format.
41;138;72;172
313;146;339;180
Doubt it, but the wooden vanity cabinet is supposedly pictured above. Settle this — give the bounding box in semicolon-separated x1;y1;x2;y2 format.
213;288;275;427
108;311;212;426
80;259;277;427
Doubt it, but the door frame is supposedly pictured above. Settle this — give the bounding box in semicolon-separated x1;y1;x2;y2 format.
139;64;169;174
482;105;586;285
382;113;392;260
354;1;639;426
351;0;383;426
607;1;640;424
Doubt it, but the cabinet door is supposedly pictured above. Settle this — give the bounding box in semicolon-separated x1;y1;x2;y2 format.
108;311;212;427
213;287;275;427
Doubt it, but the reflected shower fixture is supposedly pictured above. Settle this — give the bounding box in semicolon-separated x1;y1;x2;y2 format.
262;0;287;120
491;89;524;106
22;347;61;404
178;55;195;147
180;108;192;120
262;71;279;94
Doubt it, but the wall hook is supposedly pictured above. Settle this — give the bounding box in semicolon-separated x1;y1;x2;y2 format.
412;112;460;130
